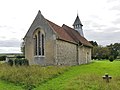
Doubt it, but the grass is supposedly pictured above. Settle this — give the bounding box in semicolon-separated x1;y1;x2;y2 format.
0;80;23;90
0;60;120;90
34;60;120;90
0;64;69;90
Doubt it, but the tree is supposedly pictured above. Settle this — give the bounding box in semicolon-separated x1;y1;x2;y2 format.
92;42;120;60
21;41;25;56
0;56;6;61
89;41;98;46
107;43;120;59
92;46;110;60
90;41;109;60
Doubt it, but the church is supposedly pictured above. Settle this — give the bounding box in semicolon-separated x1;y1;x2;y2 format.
23;10;92;65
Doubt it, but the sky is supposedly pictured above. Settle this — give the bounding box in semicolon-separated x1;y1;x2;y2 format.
0;0;120;53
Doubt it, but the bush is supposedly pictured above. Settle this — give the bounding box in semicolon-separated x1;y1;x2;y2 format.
7;58;29;66
109;56;114;62
15;58;29;66
16;55;25;59
0;56;6;61
8;59;13;66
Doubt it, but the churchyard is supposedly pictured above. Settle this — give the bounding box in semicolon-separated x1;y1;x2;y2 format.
0;60;120;90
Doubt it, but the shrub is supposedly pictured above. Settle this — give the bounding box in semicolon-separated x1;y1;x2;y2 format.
8;59;13;66
15;58;29;66
16;55;25;59
109;55;114;62
0;56;6;61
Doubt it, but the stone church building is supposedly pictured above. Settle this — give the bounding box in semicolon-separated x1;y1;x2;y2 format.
24;10;92;65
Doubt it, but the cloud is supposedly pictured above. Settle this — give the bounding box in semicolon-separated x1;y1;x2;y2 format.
85;30;120;46
107;0;119;3
0;39;21;47
108;0;120;11
112;18;120;25
110;5;120;11
84;14;120;45
84;27;120;45
0;0;120;53
0;25;8;28
0;24;26;41
104;27;120;32
0;47;21;53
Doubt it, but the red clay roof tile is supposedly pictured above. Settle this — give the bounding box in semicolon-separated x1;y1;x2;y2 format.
62;24;92;47
46;19;76;43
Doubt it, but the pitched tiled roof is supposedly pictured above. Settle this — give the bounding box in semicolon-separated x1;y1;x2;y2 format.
46;19;92;47
62;24;92;47
46;19;76;43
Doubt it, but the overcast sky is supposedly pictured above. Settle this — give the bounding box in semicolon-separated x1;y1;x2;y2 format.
0;0;120;53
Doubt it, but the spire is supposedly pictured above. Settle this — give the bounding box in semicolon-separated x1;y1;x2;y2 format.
73;14;84;37
38;10;41;14
73;15;83;26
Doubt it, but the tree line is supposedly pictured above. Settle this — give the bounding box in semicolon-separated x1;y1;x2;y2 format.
90;41;120;60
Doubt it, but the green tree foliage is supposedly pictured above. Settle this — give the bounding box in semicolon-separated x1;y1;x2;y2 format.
0;56;6;61
109;55;115;62
16;55;25;59
8;59;14;66
92;42;120;60
92;46;110;60
107;43;120;59
21;41;25;56
14;58;29;66
89;41;98;46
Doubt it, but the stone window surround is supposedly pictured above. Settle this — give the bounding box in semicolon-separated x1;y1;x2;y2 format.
33;28;45;57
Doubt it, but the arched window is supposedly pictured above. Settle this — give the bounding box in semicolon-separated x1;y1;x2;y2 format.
34;35;37;55
42;34;44;55
34;30;45;56
38;31;41;55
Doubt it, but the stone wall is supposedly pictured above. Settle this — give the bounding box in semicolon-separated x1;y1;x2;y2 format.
25;32;56;65
56;40;78;65
78;46;91;64
24;37;35;65
24;11;56;65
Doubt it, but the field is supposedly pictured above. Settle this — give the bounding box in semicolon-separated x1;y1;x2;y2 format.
0;60;120;90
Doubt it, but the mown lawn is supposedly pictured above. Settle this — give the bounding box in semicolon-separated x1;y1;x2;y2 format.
0;80;23;90
35;60;120;90
0;60;120;90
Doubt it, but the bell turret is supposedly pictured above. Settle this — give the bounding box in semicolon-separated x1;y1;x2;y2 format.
73;15;84;37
